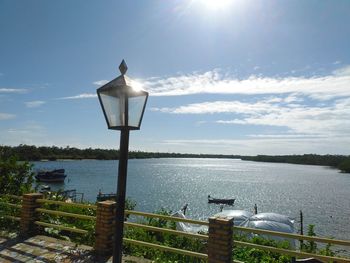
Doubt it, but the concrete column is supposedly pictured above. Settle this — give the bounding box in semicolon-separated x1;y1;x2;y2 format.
208;216;234;263
94;200;116;256
20;193;44;237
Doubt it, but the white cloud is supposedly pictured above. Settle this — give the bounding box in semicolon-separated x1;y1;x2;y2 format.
151;100;276;114
0;122;48;145
159;137;350;155
93;80;108;86
0;113;16;120
247;134;326;138
65;65;350;102
195;120;208;126
7;124;44;135
215;98;350;136
0;88;27;94
153;95;350;138
7;128;31;134
25;100;46;108
283;94;303;103
333;65;350;76
144;65;350;100
59;93;97;100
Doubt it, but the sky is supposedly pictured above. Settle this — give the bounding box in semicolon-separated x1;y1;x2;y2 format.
0;0;350;155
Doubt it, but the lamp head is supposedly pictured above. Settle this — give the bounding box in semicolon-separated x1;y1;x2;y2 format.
97;60;148;130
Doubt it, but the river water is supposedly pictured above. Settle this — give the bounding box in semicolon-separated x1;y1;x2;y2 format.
32;158;350;241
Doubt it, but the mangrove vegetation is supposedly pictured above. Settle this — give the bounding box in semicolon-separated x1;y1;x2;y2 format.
1;144;349;173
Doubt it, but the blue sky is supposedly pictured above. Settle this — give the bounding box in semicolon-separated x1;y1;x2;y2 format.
1;0;350;155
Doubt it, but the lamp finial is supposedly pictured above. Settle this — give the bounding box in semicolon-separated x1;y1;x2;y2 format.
119;59;128;75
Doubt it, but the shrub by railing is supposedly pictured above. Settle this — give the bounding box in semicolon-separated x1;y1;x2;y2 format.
0;194;22;224
1;193;350;263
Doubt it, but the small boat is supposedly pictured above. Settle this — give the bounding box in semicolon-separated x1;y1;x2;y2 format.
96;190;117;202
35;169;67;183
208;195;235;205
39;185;51;193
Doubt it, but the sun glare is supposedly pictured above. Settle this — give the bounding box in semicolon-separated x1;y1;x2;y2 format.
196;0;234;11
130;80;144;92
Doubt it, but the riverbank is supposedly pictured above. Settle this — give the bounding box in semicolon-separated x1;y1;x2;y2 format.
241;154;350;173
2;144;349;173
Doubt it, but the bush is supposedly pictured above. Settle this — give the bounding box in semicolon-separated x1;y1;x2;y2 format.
0;154;34;195
37;191;136;246
233;236;292;263
124;208;207;262
338;157;350;173
0;153;34;231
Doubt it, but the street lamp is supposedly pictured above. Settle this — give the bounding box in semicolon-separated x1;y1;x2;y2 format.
97;60;148;263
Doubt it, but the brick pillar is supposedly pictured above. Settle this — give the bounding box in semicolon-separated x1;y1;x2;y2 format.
20;193;44;237
208;216;234;263
94;200;116;256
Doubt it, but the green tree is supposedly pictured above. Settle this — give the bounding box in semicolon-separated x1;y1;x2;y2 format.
338;157;350;173
0;154;34;195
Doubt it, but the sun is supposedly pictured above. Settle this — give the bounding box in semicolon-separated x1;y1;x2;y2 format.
195;0;235;11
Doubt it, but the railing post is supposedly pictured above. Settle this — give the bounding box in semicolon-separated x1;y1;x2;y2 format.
20;193;43;237
208;215;234;263
95;200;116;256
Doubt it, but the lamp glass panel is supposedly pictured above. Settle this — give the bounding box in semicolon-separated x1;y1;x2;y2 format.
99;92;126;127
128;94;147;128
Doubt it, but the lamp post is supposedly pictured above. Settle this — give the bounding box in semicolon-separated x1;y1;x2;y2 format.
96;60;148;263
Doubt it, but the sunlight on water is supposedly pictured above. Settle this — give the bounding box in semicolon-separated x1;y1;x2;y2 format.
33;158;350;240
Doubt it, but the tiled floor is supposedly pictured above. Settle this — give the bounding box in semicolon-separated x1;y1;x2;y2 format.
0;235;151;263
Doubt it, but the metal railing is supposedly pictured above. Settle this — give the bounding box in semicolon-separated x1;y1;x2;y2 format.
234;241;350;263
36;198;97;210
0;194;23;200
234;225;350;247
125;210;350;262
1;194;350;262
33;198;209;260
34;198;96;235
124;238;208;260
125;210;209;226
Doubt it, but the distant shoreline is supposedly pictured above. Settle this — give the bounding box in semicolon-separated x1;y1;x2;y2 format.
1;144;349;173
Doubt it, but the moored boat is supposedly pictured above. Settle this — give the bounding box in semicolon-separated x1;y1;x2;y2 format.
208;195;235;205
35;169;67;183
96;190;117;202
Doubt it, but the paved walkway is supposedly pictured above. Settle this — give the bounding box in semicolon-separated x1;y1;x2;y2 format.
0;234;152;263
